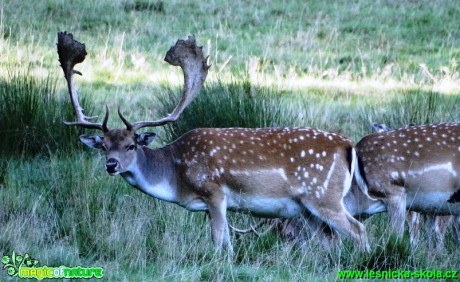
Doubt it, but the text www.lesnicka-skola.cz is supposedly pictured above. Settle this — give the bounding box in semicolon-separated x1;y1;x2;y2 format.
337;269;458;279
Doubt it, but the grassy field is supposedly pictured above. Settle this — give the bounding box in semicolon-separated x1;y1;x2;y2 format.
1;0;459;281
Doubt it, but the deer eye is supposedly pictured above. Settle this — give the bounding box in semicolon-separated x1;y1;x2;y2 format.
126;144;136;151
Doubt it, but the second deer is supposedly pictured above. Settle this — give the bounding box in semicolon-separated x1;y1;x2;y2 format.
356;122;460;249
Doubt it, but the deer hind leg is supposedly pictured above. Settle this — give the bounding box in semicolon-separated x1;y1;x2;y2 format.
301;212;341;249
300;196;369;252
406;211;421;245
386;192;407;239
454;216;460;246
427;215;452;251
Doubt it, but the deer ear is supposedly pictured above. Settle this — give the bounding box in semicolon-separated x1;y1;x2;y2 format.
137;132;157;146
79;134;104;150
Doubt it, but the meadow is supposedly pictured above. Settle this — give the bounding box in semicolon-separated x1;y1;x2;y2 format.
1;0;459;280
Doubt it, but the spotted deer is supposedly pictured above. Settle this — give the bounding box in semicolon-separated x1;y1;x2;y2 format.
356;122;460;248
370;122;460;249
57;32;370;252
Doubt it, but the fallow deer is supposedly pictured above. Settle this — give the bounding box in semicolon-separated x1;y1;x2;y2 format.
370;122;459;249
356;122;460;248
57;32;370;252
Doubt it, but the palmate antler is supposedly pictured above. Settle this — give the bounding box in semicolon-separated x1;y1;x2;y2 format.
119;36;210;131
57;31;108;131
57;32;210;132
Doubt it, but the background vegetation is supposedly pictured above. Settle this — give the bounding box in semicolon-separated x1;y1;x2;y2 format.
0;0;459;280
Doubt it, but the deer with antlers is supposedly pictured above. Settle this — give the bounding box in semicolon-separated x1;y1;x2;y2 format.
356;122;460;248
57;32;370;252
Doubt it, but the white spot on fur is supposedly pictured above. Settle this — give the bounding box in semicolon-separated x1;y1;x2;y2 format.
322;159;336;192
209;149;218;157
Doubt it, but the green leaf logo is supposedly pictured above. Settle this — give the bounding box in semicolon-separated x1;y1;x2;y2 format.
2;251;39;277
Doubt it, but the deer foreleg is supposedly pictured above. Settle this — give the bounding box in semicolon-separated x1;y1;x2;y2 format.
206;185;233;253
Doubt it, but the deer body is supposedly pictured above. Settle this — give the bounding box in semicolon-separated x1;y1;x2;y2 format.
356;122;460;244
59;33;369;252
82;127;369;251
370;122;458;248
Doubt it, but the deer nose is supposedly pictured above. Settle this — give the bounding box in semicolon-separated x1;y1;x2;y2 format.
106;158;119;173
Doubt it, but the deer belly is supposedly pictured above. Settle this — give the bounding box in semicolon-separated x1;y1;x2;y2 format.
407;192;460;215
226;193;303;218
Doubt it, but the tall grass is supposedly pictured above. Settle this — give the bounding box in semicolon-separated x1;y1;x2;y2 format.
357;89;460;134
0;67;94;157
158;78;299;141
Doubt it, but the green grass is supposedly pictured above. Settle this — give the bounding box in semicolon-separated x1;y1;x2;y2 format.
1;0;459;87
1;0;460;281
0;67;95;157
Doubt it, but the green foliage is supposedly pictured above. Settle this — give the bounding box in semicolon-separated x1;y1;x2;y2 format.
0;68;93;157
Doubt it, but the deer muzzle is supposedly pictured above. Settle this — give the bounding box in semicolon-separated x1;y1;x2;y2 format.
106;158;120;174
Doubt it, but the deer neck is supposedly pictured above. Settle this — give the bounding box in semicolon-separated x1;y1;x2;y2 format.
121;146;179;203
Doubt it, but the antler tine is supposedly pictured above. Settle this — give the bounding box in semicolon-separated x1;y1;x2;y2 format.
57;31;107;131
129;36;210;132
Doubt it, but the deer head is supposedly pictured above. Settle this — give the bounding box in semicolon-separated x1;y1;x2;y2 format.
57;32;209;175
